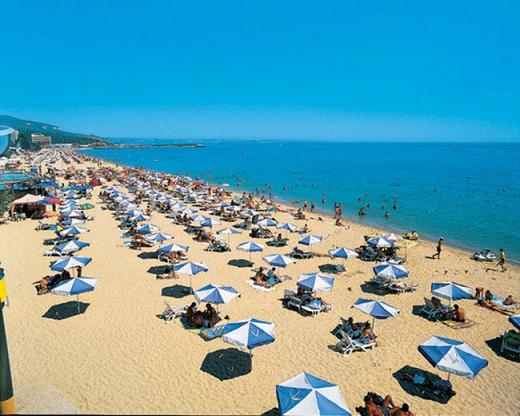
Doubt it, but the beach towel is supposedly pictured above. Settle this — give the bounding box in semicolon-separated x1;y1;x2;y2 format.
442;320;476;329
246;280;275;292
199;324;226;341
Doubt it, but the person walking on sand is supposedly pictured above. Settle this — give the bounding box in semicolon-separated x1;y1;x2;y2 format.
310;201;315;212
432;237;444;259
303;200;308;211
497;248;507;272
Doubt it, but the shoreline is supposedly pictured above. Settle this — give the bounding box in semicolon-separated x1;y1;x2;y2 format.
79;149;518;265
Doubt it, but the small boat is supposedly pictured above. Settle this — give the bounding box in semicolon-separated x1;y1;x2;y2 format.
472;249;497;262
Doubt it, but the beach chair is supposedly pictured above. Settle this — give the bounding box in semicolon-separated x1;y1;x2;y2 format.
501;330;520;355
44;248;63;256
419;298;445;320
283;289;303;313
387;282;418;294
339;318;363;339
160;302;187;323
335;330;376;356
289;250;313;260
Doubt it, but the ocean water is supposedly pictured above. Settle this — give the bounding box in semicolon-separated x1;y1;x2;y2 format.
82;140;520;262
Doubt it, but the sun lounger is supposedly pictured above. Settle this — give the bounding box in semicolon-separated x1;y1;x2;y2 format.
289;250;313;259
159;302;187;323
501;330;520;355
339;318;363;339
283;289;303;312
207;240;230;252
44;249;63;256
419;297;449;320
335;330;376;356
267;238;288;247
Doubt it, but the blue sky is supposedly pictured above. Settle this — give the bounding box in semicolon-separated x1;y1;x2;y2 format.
1;0;519;141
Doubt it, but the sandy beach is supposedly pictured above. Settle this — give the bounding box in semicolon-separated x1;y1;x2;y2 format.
1;152;519;415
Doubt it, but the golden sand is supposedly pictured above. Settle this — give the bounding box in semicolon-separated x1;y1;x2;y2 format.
1;157;519;415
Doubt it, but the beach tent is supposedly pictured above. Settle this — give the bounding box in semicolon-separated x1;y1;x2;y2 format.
298;235;323;246
297;273;334;293
419;336;488;380
352;298;399;328
51;277;99;314
222;318;275;353
263;254;295;268
276;372;351;416
373;263;409;279
11;194;45;205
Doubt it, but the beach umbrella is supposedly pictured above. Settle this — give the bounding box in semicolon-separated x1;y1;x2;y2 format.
51;277;99;314
263;254;295;268
60;218;85;227
222;318;275;354
367;236;393;248
351;298;400;328
277;222;299;232
373;263;409;280
191;214;209;223
157;243;189;254
237;241;264;262
431;282;472;304
297;273;335;293
329;247;358;260
509;315;520;330
62;210;83;218
200;217;221;228
194;284;240;309
51;256;92;272
217;227;241;244
59;226;89;237
137;224;160;235
257;218;277;227
419;336;488;380
276;372;351;416
299;235;323;246
173;261;209;292
241;209;258;217
55;240;90;254
130;214;150;222
382;233;403;243
220;183;231;188
145;232;173;245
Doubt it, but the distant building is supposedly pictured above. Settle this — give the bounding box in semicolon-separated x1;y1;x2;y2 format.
31;133;52;147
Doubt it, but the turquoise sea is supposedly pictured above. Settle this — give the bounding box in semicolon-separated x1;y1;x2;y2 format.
82;140;520;262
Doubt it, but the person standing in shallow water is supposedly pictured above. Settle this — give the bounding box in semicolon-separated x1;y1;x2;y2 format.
497;248;507;272
431;237;444;259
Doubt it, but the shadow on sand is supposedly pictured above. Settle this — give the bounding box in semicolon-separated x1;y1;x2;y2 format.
485;336;520;363
161;284;191;298
392;365;455;404
42;301;90;320
200;348;252;381
228;259;254;268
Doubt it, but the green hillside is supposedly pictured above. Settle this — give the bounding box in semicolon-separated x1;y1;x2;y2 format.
0;114;108;149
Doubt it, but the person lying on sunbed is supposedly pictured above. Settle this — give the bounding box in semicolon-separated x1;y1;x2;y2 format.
296;287;331;311
359;322;377;345
293;246;305;255
504;295;516;305
157;267;177;279
451;304;466;322
364;394;397;416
